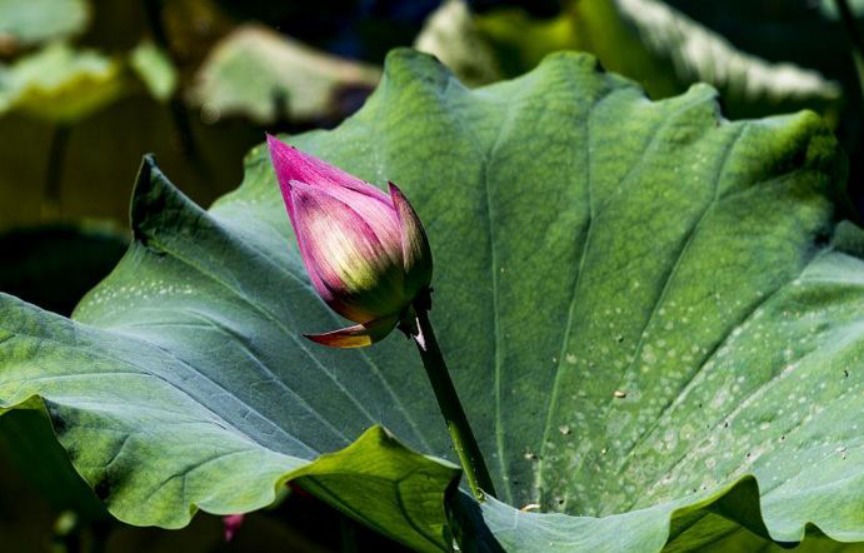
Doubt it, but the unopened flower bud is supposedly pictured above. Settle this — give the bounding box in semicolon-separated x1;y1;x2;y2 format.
267;134;433;348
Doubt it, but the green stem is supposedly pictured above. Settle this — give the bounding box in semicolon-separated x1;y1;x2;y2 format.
409;300;496;500
42;124;70;219
142;0;201;162
835;0;864;102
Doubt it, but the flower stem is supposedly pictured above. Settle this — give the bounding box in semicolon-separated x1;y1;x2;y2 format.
409;300;496;500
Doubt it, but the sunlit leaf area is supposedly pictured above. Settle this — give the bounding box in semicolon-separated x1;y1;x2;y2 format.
4;1;864;551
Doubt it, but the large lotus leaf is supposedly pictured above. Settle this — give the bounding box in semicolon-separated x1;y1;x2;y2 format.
1;49;863;551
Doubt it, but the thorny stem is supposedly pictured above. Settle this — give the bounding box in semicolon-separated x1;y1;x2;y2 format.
407;291;496;501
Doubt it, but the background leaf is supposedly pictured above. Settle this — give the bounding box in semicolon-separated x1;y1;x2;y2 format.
473;0;843;120
1;49;863;551
190;24;381;124
414;0;503;87
0;42;127;123
0;408;108;521
129;41;178;103
0;223;128;315
0;0;89;52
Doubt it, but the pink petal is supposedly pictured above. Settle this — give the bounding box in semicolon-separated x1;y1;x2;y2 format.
389;182;433;298
297;179;402;253
291;182;405;321
266;134;391;207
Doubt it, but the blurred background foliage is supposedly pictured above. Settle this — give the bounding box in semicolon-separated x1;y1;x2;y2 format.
1;0;863;550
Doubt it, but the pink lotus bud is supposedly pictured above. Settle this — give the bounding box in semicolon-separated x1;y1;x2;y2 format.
267;134;432;348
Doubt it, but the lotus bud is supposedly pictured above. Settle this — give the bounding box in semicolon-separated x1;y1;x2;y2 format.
267;134;433;348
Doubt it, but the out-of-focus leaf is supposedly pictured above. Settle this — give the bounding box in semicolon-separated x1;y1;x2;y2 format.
0;0;89;53
190;25;381;125
211;0;443;63
0;95;260;232
0;42;126;123
617;0;842;118
0;409;107;522
475;0;843;120
129;41;178;103
415;0;502;87
651;2;859;92
820;0;864;19
0;223;128;316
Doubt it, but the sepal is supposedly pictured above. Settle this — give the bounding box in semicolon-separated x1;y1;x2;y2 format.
304;315;400;349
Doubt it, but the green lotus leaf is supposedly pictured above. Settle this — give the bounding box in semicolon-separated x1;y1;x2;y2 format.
0;0;89;50
190;25;381;124
0;42;126;123
1;49;863;551
129;41;178;103
473;0;842;120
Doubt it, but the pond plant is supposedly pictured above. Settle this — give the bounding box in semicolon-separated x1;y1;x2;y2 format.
2;49;864;551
